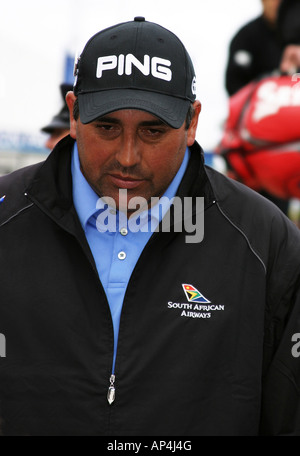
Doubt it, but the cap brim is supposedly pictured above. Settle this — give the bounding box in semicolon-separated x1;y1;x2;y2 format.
41;119;70;134
41;109;70;134
78;89;191;129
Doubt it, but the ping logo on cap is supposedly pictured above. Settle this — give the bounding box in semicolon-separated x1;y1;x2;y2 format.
96;54;172;82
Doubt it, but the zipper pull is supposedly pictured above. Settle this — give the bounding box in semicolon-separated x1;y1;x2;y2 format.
107;374;116;405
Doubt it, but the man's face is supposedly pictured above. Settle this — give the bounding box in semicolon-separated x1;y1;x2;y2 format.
67;93;200;212
45;129;69;151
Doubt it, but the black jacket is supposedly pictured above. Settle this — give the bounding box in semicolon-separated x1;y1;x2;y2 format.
225;15;283;96
0;136;300;436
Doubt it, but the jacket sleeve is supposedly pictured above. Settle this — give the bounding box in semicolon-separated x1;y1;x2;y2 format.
225;27;257;96
259;215;300;436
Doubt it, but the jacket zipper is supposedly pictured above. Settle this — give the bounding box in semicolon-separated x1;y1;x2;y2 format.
104;202;211;406
107;374;116;405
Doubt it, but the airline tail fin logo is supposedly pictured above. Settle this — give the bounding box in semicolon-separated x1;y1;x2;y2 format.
182;284;211;304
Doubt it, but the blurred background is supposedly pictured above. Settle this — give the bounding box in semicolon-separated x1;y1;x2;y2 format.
0;0;262;172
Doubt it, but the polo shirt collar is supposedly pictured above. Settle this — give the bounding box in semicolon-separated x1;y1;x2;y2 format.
71;143;99;231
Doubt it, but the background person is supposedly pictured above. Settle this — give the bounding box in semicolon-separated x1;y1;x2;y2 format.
41;83;72;150
219;0;300;215
225;0;283;96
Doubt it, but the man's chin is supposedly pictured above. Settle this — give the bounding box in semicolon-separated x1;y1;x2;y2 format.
99;188;151;216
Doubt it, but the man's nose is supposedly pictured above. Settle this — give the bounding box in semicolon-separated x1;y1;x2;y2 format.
115;134;141;168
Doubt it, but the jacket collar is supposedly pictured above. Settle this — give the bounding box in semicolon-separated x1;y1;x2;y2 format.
25;135;99;271
26;135;78;231
177;140;215;207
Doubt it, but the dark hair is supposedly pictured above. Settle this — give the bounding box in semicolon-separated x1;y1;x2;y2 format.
73;97;194;129
73;97;80;121
185;104;195;130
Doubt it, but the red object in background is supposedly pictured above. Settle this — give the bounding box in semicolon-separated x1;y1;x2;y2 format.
216;74;300;199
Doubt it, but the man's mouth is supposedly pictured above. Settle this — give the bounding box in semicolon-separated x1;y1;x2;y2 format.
108;173;146;189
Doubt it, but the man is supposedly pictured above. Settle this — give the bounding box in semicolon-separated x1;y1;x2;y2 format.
41;84;72;150
225;0;283;96
0;18;300;436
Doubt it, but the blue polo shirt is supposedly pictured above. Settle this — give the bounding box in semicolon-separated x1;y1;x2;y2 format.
71;142;190;373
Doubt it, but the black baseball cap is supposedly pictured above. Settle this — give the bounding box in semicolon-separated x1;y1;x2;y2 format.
42;84;72;133
73;17;197;128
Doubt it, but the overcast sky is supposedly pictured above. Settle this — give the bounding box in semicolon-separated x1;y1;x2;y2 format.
0;0;262;150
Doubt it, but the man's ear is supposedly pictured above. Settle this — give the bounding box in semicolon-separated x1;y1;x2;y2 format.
187;100;201;147
65;91;77;139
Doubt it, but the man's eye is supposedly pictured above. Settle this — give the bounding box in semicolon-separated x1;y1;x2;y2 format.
95;124;120;136
96;124;115;131
140;128;165;137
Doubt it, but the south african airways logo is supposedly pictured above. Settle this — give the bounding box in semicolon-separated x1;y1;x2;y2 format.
182;284;210;304
167;284;224;319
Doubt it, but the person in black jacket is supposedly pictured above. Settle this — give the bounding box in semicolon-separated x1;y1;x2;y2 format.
224;0;300;214
0;17;300;437
225;0;283;96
